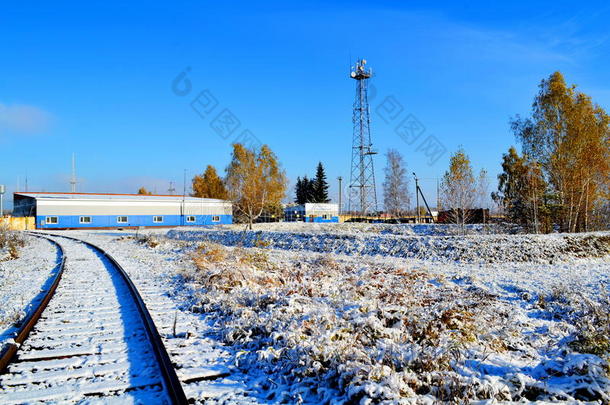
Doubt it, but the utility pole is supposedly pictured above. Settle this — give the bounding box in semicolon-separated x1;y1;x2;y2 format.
413;173;420;223
182;169;186;226
0;185;5;217
436;178;440;212
70;153;77;192
413;173;435;224
337;176;343;215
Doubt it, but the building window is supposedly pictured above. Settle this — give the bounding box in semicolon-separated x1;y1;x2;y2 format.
46;216;58;224
212;215;220;222
117;216;128;223
153;216;163;223
186;216;196;223
322;214;330;220
80;216;92;224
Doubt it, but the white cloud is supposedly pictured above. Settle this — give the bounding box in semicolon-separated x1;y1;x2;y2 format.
0;103;53;135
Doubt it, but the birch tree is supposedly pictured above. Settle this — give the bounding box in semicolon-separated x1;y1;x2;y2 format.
225;143;287;230
511;71;610;232
382;149;410;218
477;168;490;225
440;148;476;233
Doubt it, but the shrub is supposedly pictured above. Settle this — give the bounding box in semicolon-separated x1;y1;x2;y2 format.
191;242;227;271
136;234;159;248
570;297;610;358
0;226;25;260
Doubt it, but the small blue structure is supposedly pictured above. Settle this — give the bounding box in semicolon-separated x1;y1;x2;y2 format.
284;203;339;223
13;192;232;229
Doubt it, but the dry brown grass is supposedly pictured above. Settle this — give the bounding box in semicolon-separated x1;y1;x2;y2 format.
314;255;340;270
8;243;20;260
136;234;160;248
191;242;227;271
236;248;271;270
254;237;271;249
0;226;25;261
570;297;610;358
187;242;281;292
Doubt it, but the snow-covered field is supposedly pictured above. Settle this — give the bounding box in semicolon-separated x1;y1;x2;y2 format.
166;225;610;263
5;224;610;403
0;234;59;353
186;222;518;236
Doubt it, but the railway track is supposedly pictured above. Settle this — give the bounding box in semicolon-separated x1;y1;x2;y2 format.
0;234;187;404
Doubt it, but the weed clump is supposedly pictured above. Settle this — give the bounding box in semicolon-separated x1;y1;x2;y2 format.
191;242;227;270
0;226;25;261
570;297;610;358
136;234;160;248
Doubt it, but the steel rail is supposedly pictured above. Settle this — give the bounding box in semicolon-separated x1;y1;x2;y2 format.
9;232;188;405
0;233;66;374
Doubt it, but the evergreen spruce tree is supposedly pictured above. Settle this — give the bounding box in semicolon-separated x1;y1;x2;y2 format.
294;177;303;204
312;162;330;203
302;176;313;203
294;176;314;204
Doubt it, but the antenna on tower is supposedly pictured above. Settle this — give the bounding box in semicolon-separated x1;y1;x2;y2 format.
70;153;77;192
168;181;176;195
348;58;378;216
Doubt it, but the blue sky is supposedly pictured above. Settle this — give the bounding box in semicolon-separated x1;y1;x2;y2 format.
1;1;609;210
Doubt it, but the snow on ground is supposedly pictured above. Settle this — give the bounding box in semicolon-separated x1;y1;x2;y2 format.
166;225;610;264
56;224;610;403
53;230;267;404
190;222;518;236
0;236;169;403
0;234;59;353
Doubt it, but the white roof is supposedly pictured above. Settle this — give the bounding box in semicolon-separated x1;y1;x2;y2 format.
284;203;338;211
15;192;229;204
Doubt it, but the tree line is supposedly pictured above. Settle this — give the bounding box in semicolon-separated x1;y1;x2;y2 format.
137;71;608;233
294;162;330;204
495;72;609;232
376;71;609;233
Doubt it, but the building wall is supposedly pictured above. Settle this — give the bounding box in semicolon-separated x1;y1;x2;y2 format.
14;193;233;229
36;214;232;229
0;216;36;230
284;203;339;223
36;199;232;216
305;216;339;223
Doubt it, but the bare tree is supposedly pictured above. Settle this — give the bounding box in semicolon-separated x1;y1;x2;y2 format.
440;148;476;234
477;168;490;227
382;149;410;218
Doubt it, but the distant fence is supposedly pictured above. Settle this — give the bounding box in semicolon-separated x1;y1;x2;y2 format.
0;217;35;231
341;215;435;224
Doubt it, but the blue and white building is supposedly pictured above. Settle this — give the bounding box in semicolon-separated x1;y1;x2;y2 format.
284;203;339;223
13;192;232;229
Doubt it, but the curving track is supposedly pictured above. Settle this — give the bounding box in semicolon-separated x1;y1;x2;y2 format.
0;234;187;404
